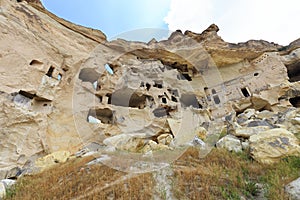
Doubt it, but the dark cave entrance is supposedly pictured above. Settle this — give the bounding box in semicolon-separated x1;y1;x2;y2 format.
286;61;300;82
290;96;300;108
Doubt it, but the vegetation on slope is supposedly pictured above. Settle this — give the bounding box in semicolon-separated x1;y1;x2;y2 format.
5;148;300;200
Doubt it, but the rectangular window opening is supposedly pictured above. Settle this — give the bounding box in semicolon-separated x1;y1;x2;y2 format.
241;87;250;97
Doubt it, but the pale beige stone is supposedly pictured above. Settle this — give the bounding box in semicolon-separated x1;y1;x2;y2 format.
35;151;71;170
249;128;300;164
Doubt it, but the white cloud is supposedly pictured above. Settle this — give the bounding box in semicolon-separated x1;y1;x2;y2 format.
164;0;214;33
165;0;300;45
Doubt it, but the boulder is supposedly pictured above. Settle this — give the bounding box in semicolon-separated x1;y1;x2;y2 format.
285;177;300;200
247;120;275;128
0;182;5;199
1;179;16;189
249;128;300;164
244;109;256;119
35;151;71;170
216;135;242;153
157;134;173;145
142;140;170;152
194;127;207;140
103;134;148;152
234;126;270;138
192;137;206;148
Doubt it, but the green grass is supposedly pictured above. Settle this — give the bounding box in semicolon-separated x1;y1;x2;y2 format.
5;148;300;199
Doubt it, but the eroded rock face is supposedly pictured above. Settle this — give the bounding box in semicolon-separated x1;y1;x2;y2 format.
1;0;300;175
249;128;300;164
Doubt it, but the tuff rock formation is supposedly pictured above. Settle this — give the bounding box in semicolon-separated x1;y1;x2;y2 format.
0;0;300;177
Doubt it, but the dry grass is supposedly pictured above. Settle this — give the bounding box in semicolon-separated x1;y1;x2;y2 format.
6;156;154;200
172;147;300;200
5;148;300;199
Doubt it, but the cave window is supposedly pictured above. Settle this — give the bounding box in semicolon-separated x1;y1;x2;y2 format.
105;64;114;75
106;94;112;104
57;73;62;81
171;96;178;102
162;97;167;104
43;103;48;107
213;95;221;104
146;83;151;91
99;96;103;103
241;87;250;97
254;72;259;77
128;93;148;109
87;108;114;124
180;94;200;108
290;97;300;108
168;89;179;97
182;73;192;81
286;61;300;82
46;66;55;77
79;68;100;83
19;90;35;99
154;80;163;89
153;107;168;118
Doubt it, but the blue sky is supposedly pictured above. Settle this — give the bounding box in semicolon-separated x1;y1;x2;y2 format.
41;0;171;41
41;0;300;45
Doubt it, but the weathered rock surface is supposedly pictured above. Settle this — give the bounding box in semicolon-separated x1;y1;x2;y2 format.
216;135;242;153
35;151;71;171
0;182;6;199
0;0;300;176
249;128;300;164
285;177;300;200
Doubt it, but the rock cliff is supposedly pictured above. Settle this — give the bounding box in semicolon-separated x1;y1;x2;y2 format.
0;0;300;176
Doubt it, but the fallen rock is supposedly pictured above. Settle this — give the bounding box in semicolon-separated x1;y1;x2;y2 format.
1;179;16;188
0;182;6;199
194;127;207;140
244;109;257;119
234;126;270;138
216;135;242;153
157;134;173;145
192;136;206;148
249;128;300;164
35;151;71;170
285;177;300;200
103;134;147;152
241;141;250;150
247;120;275;128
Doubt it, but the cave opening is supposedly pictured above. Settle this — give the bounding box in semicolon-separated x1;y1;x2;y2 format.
153;80;163;89
87;108;114;124
286;61;300;82
168;89;179;97
180;94;201;108
290;96;300;108
241;87;250;97
171;96;178;102
110;89;151;109
213;95;221;105
177;73;192;81
78;68;100;83
46;66;55;77
129;93;148;108
106;94;112;104
161;97;167;104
